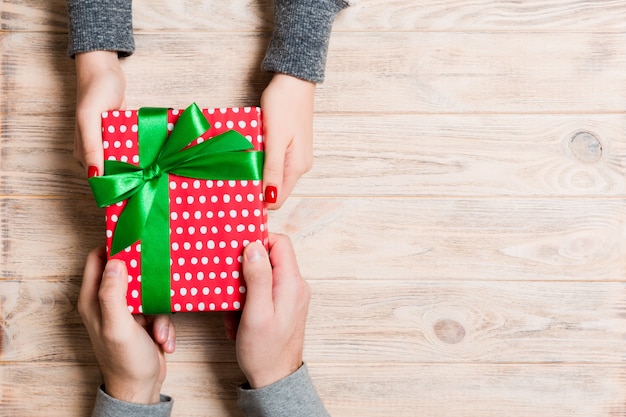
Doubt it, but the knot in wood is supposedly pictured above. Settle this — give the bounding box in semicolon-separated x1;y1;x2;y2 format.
569;131;602;163
433;319;466;344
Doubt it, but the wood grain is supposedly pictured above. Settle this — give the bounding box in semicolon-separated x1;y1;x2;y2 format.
3;0;626;32
3;0;626;415
3;32;626;115
3;113;625;197
2;279;626;364
3;197;625;281
271;198;626;281
0;362;624;416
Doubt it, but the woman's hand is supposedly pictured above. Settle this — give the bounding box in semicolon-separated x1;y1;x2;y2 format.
261;74;316;208
74;51;126;178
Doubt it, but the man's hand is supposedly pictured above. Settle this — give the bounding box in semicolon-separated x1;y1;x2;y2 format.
261;74;316;208
74;51;126;178
236;234;311;388
78;247;176;404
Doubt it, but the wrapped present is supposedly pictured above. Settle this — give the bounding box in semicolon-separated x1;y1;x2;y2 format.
89;103;268;314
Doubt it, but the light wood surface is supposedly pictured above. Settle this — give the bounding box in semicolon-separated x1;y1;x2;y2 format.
1;0;626;416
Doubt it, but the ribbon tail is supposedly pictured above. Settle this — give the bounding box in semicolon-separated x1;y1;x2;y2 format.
110;181;158;255
140;175;172;314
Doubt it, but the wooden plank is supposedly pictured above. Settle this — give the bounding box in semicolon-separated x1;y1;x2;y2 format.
3;113;624;197
319;32;626;113
334;0;626;31
309;114;625;197
271;198;626;281
0;113;87;196
314;364;626;417
0;362;245;417
4;0;626;32
0;198;103;279
3;197;625;281
3;32;626;115
0;362;624;416
0;364;102;417
0;0;68;32
2;279;626;364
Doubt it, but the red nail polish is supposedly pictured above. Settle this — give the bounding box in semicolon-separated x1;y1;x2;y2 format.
87;166;99;179
264;186;278;203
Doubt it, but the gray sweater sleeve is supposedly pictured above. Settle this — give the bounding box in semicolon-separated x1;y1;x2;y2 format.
237;364;331;417
91;385;173;417
66;0;134;57
91;365;327;417
66;0;348;82
261;0;349;83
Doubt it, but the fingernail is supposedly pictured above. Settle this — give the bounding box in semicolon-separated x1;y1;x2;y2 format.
104;260;124;278
245;241;267;263
160;325;169;342
88;165;99;179
166;338;176;353
264;185;277;204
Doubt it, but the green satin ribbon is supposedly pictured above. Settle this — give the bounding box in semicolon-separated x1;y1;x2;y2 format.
89;103;264;314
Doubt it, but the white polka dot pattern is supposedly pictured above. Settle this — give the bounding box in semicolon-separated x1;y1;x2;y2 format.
102;107;267;314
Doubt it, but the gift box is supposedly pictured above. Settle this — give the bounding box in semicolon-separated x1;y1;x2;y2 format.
89;103;268;314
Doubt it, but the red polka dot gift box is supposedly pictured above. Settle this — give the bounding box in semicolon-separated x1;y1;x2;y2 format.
89;103;268;314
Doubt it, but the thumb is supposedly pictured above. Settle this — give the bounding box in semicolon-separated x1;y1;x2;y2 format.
242;241;274;316
98;260;133;325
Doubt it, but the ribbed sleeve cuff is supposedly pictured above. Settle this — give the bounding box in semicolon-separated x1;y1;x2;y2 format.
262;0;349;83
92;386;173;417
67;0;135;58
237;364;331;417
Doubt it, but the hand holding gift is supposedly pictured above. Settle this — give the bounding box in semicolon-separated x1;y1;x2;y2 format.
236;234;311;388
73;54;315;207
74;51;126;179
78;246;176;405
261;73;316;209
79;235;327;415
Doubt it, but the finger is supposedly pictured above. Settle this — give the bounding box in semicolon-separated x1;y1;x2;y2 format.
78;246;107;320
262;126;287;207
272;139;313;209
76;109;105;178
152;315;171;345
266;234;308;312
98;259;134;328
241;241;274;318
165;317;176;353
274;172;298;209
151;315;176;353
266;233;300;279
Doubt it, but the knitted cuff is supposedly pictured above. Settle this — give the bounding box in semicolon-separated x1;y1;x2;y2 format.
262;0;349;83
67;0;134;57
92;385;173;417
237;364;331;417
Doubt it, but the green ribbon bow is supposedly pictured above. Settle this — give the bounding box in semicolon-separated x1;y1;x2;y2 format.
89;103;264;314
